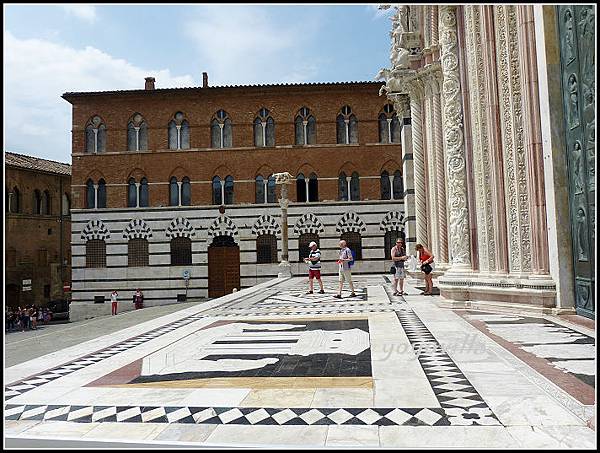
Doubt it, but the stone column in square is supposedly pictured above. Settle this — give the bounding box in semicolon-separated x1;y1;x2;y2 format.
439;5;472;272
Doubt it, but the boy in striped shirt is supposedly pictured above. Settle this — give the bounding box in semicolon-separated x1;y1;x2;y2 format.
304;241;325;294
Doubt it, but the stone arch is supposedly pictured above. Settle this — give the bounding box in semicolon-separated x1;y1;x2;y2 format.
166;217;196;238
208;215;238;238
336;211;367;234
211;164;234;179
252;215;281;237
293;213;325;236
81;219;110;241
255;164;275;178
380;159;403;174
169;166;190;180
83;169;107;182
379;211;406;232
123;218;152;240
338;161;359;174
296;163;318;176
126;167;148;181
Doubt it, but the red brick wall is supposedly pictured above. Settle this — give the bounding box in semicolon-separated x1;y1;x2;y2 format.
5;167;71;306
67;83;404;209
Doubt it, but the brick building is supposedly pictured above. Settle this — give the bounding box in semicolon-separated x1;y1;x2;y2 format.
5;152;71;308
62;77;409;320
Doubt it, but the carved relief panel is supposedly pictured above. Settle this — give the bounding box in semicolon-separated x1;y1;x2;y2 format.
558;5;595;318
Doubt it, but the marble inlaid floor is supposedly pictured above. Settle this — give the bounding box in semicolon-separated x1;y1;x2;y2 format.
4;276;596;448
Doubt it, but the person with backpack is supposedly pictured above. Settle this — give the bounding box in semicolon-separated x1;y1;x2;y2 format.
304;241;325;295
335;240;356;299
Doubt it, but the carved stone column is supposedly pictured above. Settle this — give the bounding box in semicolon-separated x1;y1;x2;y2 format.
495;5;533;277
439;5;472;272
464;5;497;273
431;71;449;265
406;81;429;246
278;183;291;278
517;5;550;276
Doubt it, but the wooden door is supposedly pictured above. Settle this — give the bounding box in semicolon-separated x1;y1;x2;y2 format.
208;236;240;298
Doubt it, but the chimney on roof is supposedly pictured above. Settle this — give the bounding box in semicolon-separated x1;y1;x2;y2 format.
145;77;155;90
203;72;209;88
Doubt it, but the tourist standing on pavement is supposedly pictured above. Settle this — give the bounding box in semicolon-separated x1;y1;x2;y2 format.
134;289;144;309
335;240;356;299
304;241;325;294
110;290;119;315
415;244;434;295
391;238;408;296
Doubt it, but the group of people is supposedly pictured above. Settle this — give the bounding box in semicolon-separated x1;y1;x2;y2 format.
304;239;435;297
110;288;144;315
5;305;51;332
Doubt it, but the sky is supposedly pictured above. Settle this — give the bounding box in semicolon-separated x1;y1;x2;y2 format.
4;4;395;163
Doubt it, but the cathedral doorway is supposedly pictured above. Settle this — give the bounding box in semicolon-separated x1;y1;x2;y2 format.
208;235;240;298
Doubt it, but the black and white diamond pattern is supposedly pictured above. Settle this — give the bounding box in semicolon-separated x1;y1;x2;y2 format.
4;404;452;427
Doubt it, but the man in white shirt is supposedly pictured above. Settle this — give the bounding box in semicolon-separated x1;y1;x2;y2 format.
335;240;356;299
304;241;325;294
110;290;118;315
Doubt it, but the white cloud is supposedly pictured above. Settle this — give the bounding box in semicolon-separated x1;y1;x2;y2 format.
60;5;98;23
4;31;195;162
183;6;322;86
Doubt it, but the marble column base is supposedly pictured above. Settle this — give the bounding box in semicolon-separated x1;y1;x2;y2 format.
438;273;558;308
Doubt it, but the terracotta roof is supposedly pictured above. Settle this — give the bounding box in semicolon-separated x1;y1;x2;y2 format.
5;151;71;176
62;80;380;99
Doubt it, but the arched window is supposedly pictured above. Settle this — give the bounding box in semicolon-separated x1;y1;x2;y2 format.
295;107;316;145
380;171;391;200
336;105;358;144
128;238;149;267
384;230;406;259
379;104;401;144
33;190;42;215
341;231;362;260
171;237;192;266
85;116;106;153
254;108;275;147
212;176;222;205
168;112;190;150
256;234;278;264
43;190;51;215
128;178;137;208
97;179;106;208
169;177;179;206
298;233;319;262
10;187;20;213
393;170;403;200
308;173;318;202
255;175;265;204
127;113;148;151
350;172;360;201
338;172;348;201
181;177;191;206
86;239;106;268
62;193;70;216
86;179;95;208
296;173;306;202
139;178;149;207
224;175;234;205
267;175;276;203
212;110;232;148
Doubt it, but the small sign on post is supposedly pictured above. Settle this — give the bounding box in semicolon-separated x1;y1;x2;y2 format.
183;270;190;300
22;279;32;292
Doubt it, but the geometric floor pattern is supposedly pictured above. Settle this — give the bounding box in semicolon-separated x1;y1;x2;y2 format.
4;277;502;428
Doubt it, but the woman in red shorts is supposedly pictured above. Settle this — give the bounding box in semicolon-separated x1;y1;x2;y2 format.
304;241;325;294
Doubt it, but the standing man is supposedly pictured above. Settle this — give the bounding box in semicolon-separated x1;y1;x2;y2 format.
391;238;408;296
335;240;356;299
110;290;119;315
304;241;325;294
134;289;144;309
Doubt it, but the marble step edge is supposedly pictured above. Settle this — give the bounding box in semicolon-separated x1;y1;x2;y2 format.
435;299;577;318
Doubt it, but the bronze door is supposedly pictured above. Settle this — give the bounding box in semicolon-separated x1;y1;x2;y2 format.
208;236;240;298
558;5;595;318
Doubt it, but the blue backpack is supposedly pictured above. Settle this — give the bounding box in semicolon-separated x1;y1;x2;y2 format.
347;249;355;268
